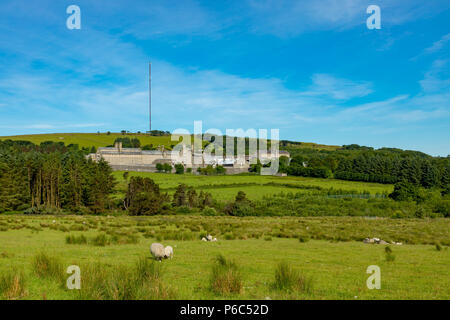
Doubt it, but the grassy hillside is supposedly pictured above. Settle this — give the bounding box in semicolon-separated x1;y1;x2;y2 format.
0;132;340;151
113;171;394;201
0;133;174;149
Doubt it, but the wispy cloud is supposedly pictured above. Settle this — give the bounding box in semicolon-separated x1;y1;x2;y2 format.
245;0;450;37
424;33;450;54
301;74;373;100
420;59;450;92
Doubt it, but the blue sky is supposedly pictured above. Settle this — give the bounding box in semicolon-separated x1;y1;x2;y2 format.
0;0;449;156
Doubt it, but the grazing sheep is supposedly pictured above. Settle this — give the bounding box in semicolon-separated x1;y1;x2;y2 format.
212;238;217;242
201;237;207;241
164;246;174;259
207;235;213;241
150;243;165;261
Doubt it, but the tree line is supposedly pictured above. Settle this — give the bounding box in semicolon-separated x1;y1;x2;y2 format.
0;140;115;214
283;144;450;191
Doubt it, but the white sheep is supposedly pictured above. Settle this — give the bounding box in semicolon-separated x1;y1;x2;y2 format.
164;246;174;259
201;237;207;241
150;243;165;261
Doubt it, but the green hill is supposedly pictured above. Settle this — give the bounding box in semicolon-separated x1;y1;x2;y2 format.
0;132;341;151
0;133;174;149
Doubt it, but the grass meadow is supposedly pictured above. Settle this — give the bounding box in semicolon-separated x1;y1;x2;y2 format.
113;171;394;201
0;215;448;300
0;132;340;151
0;133;174;149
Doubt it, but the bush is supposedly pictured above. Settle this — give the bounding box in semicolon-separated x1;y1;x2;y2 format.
201;207;219;216
224;232;236;240
66;234;88;244
174;164;184;174
163;163;172;173
385;246;395;262
272;261;313;294
91;233;110;246
389;181;420;201
210;255;242;295
298;235;310;243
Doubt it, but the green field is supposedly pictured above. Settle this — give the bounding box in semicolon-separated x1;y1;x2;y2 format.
0;132;341;151
113;171;394;201
0;133;174;149
0;215;448;300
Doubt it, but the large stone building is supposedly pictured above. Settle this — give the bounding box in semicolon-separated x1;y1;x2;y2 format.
88;142;290;174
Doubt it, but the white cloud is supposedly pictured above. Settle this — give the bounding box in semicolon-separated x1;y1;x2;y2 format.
302;74;373;100
424;33;450;54
245;0;450;37
420;59;450;93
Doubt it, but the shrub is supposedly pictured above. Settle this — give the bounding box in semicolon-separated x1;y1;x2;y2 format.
69;224;89;231
32;252;64;281
91;233;110;246
163;163;172;173
264;236;272;241
272;261;313;294
66;234;88;244
210;255;242;295
435;242;442;251
224;232;236;240
174;164;184;174
0;270;27;300
385;246;395;262
201;207;219;216
389;181;420;201
298;235;310;243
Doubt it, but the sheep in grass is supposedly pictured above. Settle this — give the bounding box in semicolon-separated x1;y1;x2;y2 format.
164;246;174;259
150;243;165;261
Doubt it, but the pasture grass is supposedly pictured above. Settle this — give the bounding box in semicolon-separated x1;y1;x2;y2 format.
112;171;394;200
32;252;64;282
0;133;340;151
0;133;173;149
0;270;27;300
210;255;243;296
0;215;448;300
272;261;313;294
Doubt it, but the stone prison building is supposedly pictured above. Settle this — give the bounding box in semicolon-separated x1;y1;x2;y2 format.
88;142;290;174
